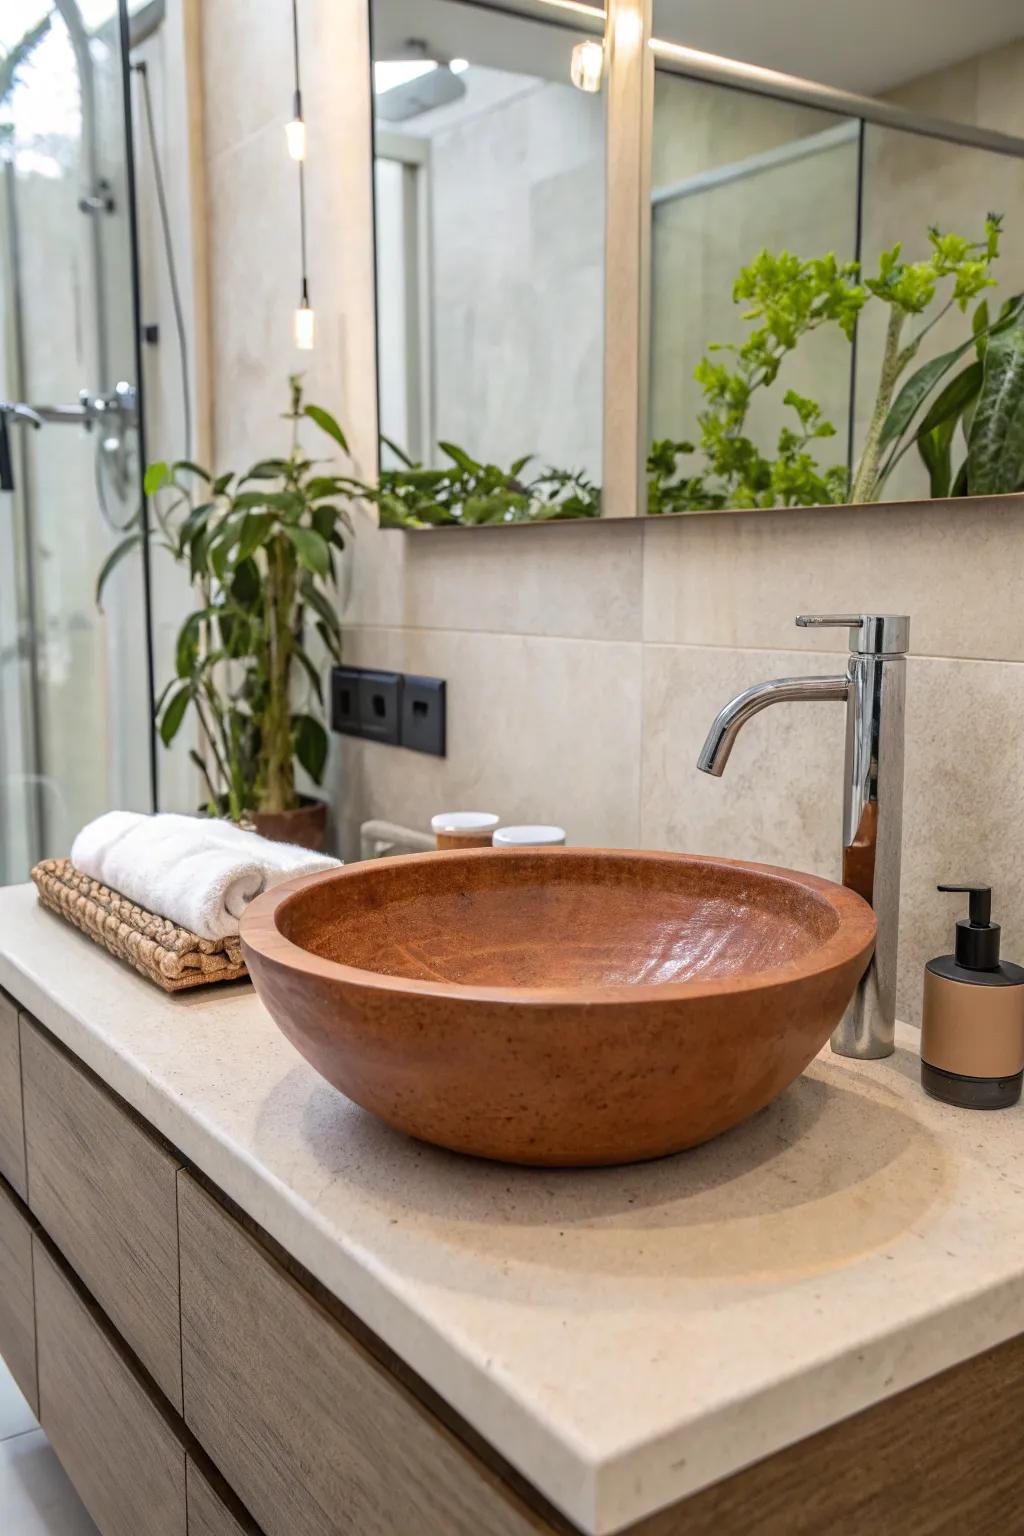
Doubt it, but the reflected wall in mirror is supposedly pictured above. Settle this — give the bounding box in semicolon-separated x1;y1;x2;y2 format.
648;0;1024;513
370;0;606;527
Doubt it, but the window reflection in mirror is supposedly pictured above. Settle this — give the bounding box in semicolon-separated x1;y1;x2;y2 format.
371;0;606;527
648;0;1024;513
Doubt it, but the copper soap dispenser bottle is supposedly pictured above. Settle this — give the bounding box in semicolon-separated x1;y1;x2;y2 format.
921;883;1024;1109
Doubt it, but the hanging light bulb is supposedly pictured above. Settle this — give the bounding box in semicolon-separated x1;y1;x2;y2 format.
570;38;604;93
294;281;315;350
285;93;307;162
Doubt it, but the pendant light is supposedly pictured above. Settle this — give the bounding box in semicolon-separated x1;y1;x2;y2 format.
289;0;314;349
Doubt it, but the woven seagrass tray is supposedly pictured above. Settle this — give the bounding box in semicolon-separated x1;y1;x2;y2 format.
31;858;249;993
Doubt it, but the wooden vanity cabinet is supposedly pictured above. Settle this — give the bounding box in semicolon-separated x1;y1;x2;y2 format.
0;1175;37;1413
19;1015;184;1409
33;1238;187;1536
0;988;26;1197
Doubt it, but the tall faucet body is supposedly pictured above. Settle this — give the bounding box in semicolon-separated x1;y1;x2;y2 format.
697;614;909;1060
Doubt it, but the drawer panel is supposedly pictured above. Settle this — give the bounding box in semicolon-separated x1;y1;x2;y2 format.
21;1016;183;1408
187;1459;261;1536
34;1238;187;1536
0;1177;37;1413
178;1174;544;1536
0;989;26;1198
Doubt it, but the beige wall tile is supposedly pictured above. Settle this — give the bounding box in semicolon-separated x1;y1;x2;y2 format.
641;644;848;877
333;628;642;857
900;653;1024;1025
343;520;644;640
642;644;1024;1027
642;501;1024;661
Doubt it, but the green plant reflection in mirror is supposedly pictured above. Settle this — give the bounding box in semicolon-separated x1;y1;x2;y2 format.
648;215;1024;512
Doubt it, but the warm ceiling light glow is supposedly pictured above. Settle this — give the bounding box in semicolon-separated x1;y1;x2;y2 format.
570;37;604;92
294;300;316;351
373;59;438;95
285;115;307;160
449;57;469;74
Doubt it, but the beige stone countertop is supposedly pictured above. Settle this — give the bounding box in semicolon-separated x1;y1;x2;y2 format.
3;883;1024;1534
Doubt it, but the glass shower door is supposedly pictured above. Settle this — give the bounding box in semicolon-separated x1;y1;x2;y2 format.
0;0;153;886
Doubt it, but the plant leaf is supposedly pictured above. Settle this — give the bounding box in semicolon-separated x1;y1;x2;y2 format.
95;532;142;608
967;325;1024;495
173;459;212;483
304;404;349;454
916;358;983;439
879;336;977;450
235;511;274;562
285;525;330;576
439;440;479;474
159;683;192;746
293;713;328;784
301;578;342;638
143;461;171;495
380;434;415;467
294;646;324;704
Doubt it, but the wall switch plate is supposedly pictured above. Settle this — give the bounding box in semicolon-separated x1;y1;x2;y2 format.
401;674;446;757
356;669;402;744
330;666;362;736
331;665;402;744
331;665;446;753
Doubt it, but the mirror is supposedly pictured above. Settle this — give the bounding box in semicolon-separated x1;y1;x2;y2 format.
648;0;1024;513
370;0;607;526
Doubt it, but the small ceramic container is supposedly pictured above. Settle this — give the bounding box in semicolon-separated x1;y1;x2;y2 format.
493;825;567;847
431;811;500;851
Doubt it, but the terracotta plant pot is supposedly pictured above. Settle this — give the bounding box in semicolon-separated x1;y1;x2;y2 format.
249;795;328;852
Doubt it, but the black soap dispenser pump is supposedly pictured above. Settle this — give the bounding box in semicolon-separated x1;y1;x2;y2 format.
921;883;1024;1108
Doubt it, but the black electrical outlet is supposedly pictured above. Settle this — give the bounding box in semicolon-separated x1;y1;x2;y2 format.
330;666;363;736
401;674;446;757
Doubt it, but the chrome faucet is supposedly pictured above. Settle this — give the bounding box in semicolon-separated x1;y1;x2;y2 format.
697;613;909;1059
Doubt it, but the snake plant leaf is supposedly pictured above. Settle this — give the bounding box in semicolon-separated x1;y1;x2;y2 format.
879;335;978;450
916;358;983;439
967;326;1024;495
917;412;959;499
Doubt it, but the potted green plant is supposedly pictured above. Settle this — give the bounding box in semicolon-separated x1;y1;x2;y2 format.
98;376;353;849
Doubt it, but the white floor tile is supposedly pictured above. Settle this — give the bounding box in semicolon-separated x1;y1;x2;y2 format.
0;1358;38;1441
0;1428;99;1535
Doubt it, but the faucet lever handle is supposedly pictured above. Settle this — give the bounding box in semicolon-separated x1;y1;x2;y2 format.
795;613;909;656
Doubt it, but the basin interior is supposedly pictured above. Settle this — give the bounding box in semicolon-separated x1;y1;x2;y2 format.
276;852;841;991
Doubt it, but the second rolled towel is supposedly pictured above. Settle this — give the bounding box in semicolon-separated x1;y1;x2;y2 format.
70;810;340;940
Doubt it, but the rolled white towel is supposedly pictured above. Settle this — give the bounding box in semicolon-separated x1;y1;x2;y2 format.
70;811;340;940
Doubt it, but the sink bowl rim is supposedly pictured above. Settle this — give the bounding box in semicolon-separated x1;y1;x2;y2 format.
240;846;876;1006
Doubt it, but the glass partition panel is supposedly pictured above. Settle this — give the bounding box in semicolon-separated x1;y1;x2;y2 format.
371;0;605;516
648;72;861;513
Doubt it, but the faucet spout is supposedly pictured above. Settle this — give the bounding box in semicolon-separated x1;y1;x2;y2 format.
695;613;909;1061
697;674;850;777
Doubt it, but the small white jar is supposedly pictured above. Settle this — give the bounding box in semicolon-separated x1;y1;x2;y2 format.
492;825;567;847
431;811;499;850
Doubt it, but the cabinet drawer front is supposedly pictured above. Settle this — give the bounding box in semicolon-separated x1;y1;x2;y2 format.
187;1459;261;1536
34;1239;187;1536
0;1178;37;1413
0;990;26;1198
179;1174;544;1536
21;1016;183;1408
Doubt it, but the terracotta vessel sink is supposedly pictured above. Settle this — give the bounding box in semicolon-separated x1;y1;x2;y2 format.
240;848;875;1166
